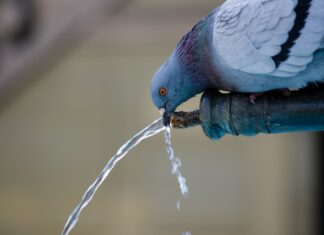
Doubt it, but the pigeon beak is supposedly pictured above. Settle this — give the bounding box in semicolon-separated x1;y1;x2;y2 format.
159;108;165;116
160;108;171;126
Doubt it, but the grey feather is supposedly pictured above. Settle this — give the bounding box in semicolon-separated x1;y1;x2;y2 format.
212;0;324;77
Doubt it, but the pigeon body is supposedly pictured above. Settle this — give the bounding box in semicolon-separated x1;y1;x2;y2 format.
151;0;324;120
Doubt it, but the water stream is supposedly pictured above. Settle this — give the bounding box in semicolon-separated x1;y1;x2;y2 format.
165;126;189;197
61;118;190;235
61;118;164;235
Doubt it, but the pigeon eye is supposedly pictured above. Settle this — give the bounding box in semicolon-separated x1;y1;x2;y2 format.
159;87;167;96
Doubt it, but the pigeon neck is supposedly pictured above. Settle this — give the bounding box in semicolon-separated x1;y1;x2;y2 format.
175;14;214;89
175;15;212;65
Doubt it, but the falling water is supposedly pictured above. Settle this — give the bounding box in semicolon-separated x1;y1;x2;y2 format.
164;126;189;197
165;126;191;235
61;118;191;235
61;118;164;235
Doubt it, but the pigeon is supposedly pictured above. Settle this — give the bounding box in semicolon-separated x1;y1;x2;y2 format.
150;0;324;125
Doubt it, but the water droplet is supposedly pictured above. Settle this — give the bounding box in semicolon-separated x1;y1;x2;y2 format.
182;231;192;235
176;201;181;210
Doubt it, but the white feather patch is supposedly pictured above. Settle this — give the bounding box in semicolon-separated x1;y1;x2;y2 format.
273;0;324;75
212;0;324;78
213;0;295;76
277;63;307;73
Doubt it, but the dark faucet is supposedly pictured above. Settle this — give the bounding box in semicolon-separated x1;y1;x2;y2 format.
171;86;324;140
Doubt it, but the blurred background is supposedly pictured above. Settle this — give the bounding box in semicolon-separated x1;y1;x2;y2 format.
0;0;321;235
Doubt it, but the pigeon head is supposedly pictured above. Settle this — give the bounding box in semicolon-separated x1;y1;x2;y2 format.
151;55;183;125
151;15;214;126
151;53;208;126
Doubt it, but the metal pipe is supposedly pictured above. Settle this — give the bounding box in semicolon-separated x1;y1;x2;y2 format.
171;88;324;140
171;110;200;129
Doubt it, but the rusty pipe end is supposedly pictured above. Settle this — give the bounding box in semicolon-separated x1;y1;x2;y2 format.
170;110;201;129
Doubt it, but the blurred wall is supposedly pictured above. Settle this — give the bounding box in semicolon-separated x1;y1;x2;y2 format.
0;1;316;235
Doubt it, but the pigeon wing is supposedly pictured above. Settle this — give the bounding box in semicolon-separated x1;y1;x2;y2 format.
212;0;324;77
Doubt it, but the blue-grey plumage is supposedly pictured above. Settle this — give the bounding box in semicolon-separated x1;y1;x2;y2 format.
150;0;324;124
